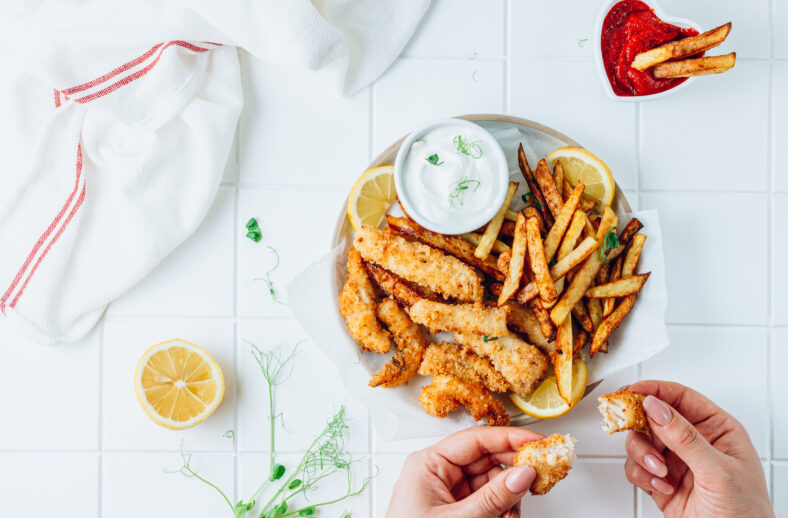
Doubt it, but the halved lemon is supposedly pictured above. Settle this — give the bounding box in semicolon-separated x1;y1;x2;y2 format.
347;165;396;232
545;147;615;208
510;358;587;419
134;339;224;430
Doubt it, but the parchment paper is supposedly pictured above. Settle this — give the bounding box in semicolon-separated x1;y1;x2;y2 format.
287;126;669;441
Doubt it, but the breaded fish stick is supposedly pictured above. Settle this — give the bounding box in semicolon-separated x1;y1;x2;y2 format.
339;247;391;354
409;300;509;336
598;389;650;435
365;262;424;307
513;433;576;495
453;332;548;397
419;375;509;426
369;298;429;388
418;342;509;392
354;226;483;302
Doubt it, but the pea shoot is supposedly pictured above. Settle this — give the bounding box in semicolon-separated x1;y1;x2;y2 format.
453;135;483;159
254;246;285;305
449;177;481;208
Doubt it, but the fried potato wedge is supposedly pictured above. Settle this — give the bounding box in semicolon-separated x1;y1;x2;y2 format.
419;342;509;392
475;182;518;260
518;144;554;226
631;22;732;71
653;52;736;79
339;247;392;354
498;212;528;306
527;216;559;304
409;300;509;336
534;159;563;219
386;216;504;282
420;375;509;426
590;295;636;357
544;182;585;262
585;273;650;298
554;315;574;405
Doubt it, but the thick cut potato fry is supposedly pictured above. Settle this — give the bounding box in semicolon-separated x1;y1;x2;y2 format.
557;210;587;262
489;281;539;306
534;159;563;219
587;297;603;330
544;182;585;262
572;302;594;333
574;329;588;355
586;273;651;298
529;298;557;342
386;216;504;282
549;237;598;281
653;52;736;79
622;234;647;277
477;220;516;238
550;208;617;325
498;212;528;306
554;315;574;405
553;161;565;201
475;182;518;260
526;216;559;304
365;262;424;306
497;249;512;276
505;209;519;222
462;232;510;253
603;254;624;317
524;207;546;236
518;144;554;226
631;23;732;71
591;295;636;356
579;198;597;213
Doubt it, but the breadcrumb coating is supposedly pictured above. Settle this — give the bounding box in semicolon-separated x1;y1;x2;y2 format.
369;298;428;388
409;300;509;336
419;375;509;426
513;433;576;495
598;389;651;435
339;247;391;354
418;342;509;392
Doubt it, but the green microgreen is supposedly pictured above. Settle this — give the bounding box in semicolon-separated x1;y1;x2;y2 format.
549;257;557;267
254;246;285;305
471;70;478;83
426;153;444;166
522;192;543;210
246;218;263;243
466;51;478;60
222;429;236;445
483;335;498;342
449;177;481;208
453;135;483;159
577;38;589;48
600;226;620;262
169;341;374;517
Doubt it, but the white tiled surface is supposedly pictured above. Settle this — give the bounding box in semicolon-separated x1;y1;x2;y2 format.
1;1;784;516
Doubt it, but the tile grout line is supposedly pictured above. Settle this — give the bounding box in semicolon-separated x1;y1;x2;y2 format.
767;0;775;503
98;320;104;518
233;117;241;503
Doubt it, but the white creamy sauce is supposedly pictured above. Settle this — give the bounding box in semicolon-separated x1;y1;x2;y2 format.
401;124;506;228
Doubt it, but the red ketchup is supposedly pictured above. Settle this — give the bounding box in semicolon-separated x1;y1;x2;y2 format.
601;0;699;96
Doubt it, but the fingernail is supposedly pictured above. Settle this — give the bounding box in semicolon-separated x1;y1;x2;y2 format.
643;396;672;426
650;477;674;495
505;466;536;493
643;454;668;477
617;384;630;391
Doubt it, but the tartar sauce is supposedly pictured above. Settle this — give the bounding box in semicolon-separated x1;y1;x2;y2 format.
398;123;507;232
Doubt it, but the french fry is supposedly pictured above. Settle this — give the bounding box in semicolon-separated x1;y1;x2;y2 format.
524;207;546;236
386;216;504;281
497;249;512;276
475;182;518;260
490;281;539;307
572;303;594;333
505;209;519;222
526;216;558;303
622;234;647;277
534;159;563;219
586;297;603;329
553;161;565;202
498;212;528;305
549;237;598;281
544;182;585;262
574;329;588;356
529;298;557;342
579;198;597;213
518;144;554;226
631;23;732;71
554;315;574;405
477;219;516;238
603;254;624;317
562;180;573;201
462;232;510;253
504;301;555;355
364;262;423;306
590;295;636;356
556;210;587;261
586;273;651;298
550;207;617;325
653;52;736;79
603;217;644;263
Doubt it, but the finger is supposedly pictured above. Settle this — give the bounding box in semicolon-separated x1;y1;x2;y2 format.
452;478;472;501
625;458;674;496
463;452;515;475
625;432;668;477
442;465;535;518
468;465;504;492
433;426;545;466
628;380;725;425
502;501;520;518
642;395;723;475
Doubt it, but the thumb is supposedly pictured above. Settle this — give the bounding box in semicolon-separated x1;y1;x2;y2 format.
447;465;536;518
643;395;720;473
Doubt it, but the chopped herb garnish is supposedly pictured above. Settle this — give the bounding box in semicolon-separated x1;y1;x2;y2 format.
471;70;478;83
577;38;589;48
453;135;483;159
556;349;563;355
254;246;285;305
426;153;444;166
466;51;478;60
549;257;557;267
522;192;543;210
449;177;481;208
483;335;498;342
600;226;620;262
245;217;262;242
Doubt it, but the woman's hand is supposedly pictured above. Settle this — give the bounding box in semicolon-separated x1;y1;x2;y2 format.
385;426;541;518
624;380;774;518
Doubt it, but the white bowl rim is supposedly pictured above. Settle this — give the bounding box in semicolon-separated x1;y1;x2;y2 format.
392;117;509;235
593;0;703;102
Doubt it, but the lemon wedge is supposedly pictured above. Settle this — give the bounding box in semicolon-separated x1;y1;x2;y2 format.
545;147;615;208
510;358;587;419
347;165;396;232
134;339;224;430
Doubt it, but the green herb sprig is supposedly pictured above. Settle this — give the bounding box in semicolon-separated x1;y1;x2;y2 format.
426;154;444;166
600;226;620;262
483;335;498;342
453;135;483;159
521;192;543;210
246;218;263;242
254;246;285;305
449;177;481;208
168;342;374;518
577;38;589;48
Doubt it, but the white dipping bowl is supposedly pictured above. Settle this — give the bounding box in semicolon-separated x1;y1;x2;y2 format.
393;118;509;235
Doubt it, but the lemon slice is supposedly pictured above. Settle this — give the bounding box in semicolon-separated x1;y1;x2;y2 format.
347;165;396;232
545;147;615;208
134;339;225;430
510;358;587;419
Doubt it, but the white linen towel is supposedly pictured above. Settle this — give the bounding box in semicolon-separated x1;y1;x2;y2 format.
0;0;430;345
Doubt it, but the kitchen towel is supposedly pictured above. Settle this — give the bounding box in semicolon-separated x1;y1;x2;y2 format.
0;0;430;346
